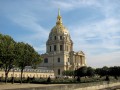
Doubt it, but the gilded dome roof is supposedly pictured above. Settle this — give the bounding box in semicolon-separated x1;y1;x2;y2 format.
47;9;73;44
50;25;69;35
49;9;69;36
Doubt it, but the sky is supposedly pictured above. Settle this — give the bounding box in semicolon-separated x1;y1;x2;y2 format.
0;0;120;67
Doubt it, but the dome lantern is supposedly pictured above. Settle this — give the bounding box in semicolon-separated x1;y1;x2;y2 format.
56;9;62;25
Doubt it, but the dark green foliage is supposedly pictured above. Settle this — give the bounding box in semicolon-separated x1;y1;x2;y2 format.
47;77;51;83
75;66;87;77
77;77;80;82
109;66;120;80
62;70;74;76
0;33;42;83
15;42;42;83
95;66;120;81
87;67;95;77
0;33;16;83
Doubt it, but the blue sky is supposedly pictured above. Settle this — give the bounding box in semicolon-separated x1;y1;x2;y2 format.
0;0;120;67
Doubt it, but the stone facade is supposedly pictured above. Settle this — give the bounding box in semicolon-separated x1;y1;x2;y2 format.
39;9;86;76
0;67;54;78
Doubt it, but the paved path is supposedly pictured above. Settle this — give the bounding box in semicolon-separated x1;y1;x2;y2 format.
0;83;120;90
0;83;65;90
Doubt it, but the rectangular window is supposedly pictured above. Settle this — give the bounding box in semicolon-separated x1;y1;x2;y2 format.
58;69;60;75
60;36;62;40
58;58;60;62
54;45;56;51
54;36;56;40
44;58;48;63
60;45;63;51
50;46;51;52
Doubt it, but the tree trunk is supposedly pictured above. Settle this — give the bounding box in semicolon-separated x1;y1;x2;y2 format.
5;72;8;83
20;69;23;84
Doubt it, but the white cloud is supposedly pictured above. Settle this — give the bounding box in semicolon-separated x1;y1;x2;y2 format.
87;51;120;67
70;17;120;49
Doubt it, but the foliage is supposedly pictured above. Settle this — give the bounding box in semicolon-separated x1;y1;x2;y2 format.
0;33;42;83
47;77;51;83
95;66;120;81
108;66;120;80
0;33;16;83
75;66;87;77
62;70;74;76
87;67;95;77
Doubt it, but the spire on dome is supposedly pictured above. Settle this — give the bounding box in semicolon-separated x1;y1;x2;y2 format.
56;8;62;25
58;8;60;16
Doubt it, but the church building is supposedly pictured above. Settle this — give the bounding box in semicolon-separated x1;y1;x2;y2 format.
39;10;86;76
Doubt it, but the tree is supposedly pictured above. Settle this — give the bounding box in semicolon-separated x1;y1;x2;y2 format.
87;67;95;77
31;51;42;69
95;66;110;81
15;42;42;84
109;66;120;80
75;66;87;81
75;66;87;77
62;70;74;77
0;34;16;83
0;33;42;83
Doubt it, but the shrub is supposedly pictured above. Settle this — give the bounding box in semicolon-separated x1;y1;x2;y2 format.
47;77;51;83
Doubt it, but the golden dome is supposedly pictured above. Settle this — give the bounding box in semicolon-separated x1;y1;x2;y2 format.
50;25;69;35
49;9;69;36
47;9;73;45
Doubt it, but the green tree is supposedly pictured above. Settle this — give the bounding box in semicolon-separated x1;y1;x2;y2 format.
0;34;16;83
75;66;87;81
95;66;110;81
87;67;95;77
75;66;87;77
15;42;42;83
62;70;74;77
109;66;120;80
